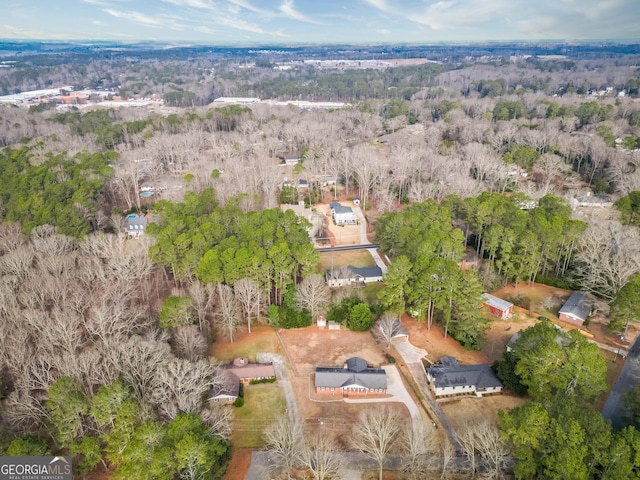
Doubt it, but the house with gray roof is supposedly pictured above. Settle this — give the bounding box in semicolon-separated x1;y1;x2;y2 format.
210;357;276;404
125;214;149;238
426;356;503;398
325;265;383;287
329;201;358;225
558;291;592;327
315;357;387;397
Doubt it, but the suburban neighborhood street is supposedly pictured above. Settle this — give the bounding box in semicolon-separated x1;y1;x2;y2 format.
602;335;640;428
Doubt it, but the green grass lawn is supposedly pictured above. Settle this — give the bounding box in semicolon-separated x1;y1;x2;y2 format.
231;384;286;448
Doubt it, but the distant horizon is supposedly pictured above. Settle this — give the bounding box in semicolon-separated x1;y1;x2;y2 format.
1;38;639;48
2;1;639;45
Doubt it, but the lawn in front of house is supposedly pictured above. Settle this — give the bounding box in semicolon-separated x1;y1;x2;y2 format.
231;383;287;448
317;249;377;271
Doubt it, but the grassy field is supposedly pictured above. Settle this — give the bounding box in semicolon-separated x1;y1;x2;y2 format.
211;326;284;363
231;383;286;448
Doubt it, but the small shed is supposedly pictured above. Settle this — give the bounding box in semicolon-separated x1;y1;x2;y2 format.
482;293;514;319
317;316;327;328
328;321;340;330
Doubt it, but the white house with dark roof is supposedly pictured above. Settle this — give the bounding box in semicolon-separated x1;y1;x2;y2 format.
558;291;592;327
325;265;383;287
329;201;358;225
315;357;387;397
426;356;503;398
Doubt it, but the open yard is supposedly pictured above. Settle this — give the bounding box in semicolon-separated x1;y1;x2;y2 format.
441;394;528;428
279;325;386;375
399;315;489;365
315;202;362;246
318;249;376;271
210;325;284;362
231;383;287;448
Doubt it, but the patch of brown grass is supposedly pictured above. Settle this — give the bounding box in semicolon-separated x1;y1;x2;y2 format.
210;325;284;363
317;249;376;271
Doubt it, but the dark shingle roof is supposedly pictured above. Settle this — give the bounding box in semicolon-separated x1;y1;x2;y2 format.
559;291;591;322
428;363;502;390
315;357;387;390
325;265;383;281
329;201;354;215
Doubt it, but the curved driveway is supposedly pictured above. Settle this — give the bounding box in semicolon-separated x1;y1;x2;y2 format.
344;364;421;420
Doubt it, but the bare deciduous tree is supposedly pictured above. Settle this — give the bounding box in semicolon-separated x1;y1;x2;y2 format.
298;433;346;480
573;221;640;299
376;313;402;349
172;325;208;362
401;421;438;480
295;274;331;321
263;415;304;479
234;277;262;333
351;406;403;480
214;283;241;342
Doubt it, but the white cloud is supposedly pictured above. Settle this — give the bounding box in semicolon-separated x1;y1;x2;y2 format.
278;0;322;24
218;16;289;37
193;25;216;34
409;0;513;30
376;29;391;35
160;0;217;10
363;0;393;13
103;9;185;30
227;0;272;16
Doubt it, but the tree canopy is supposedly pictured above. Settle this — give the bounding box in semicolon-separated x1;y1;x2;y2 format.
0;147;114;236
148;189;318;302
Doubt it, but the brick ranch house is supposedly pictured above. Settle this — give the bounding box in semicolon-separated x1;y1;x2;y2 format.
210;357;276;404
315;357;387;397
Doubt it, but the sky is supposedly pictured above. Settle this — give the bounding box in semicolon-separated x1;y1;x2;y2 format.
1;0;639;44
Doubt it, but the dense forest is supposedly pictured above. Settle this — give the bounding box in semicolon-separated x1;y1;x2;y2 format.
1;43;640;478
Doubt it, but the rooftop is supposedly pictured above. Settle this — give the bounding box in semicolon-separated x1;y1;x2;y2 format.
427;362;503;390
482;293;514;311
558;291;592;322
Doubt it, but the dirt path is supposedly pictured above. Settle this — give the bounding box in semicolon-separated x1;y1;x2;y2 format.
257;352;300;424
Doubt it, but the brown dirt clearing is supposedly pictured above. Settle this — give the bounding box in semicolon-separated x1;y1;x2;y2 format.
210;325;284;363
399;315;489;365
279;326;386;375
315;202;362;246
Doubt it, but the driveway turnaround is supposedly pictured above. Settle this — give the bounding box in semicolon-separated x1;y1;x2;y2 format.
344;364;421;420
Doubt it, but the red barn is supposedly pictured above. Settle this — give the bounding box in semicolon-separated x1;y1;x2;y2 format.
482;293;514;319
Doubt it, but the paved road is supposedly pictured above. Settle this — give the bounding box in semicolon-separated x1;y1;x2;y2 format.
354;206;389;273
602;334;640;428
315;243;381;252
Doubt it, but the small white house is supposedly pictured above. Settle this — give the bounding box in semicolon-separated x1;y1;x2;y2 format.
329;201;357;225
